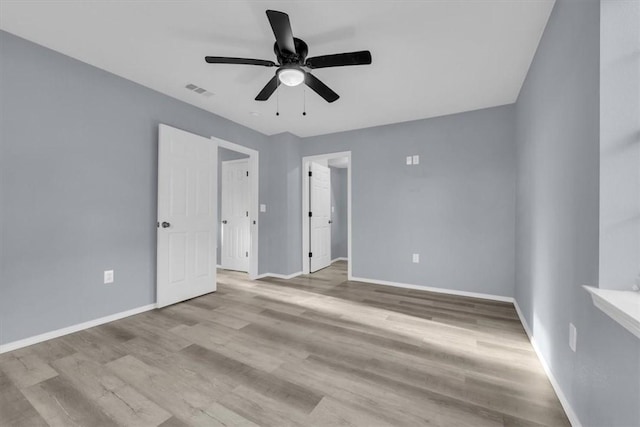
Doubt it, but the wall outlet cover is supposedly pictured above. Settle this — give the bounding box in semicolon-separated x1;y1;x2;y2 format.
412;253;420;263
104;270;114;284
412;155;420;165
260;204;266;213
406;156;413;165
569;323;577;352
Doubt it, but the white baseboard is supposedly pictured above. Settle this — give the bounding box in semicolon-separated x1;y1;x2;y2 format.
513;300;582;427
349;276;514;303
0;304;156;355
331;257;348;263
255;271;303;280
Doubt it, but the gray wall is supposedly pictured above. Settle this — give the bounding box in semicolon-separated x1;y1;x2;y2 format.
330;167;348;260
217;147;249;266
264;132;303;275
599;0;640;290
0;30;286;345
514;1;640;426
303;105;517;297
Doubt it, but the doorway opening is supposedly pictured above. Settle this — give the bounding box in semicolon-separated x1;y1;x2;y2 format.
302;151;352;278
213;137;259;280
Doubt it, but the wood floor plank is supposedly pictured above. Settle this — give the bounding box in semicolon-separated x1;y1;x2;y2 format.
0;370;48;427
307;397;396;427
58;329;127;364
11;339;76;364
0;261;570;426
0;352;58;389
180;344;324;414
187;401;261;427
105;354;216;422
218;385;310;427
22;375;118;427
52;352;172;427
117;337;236;403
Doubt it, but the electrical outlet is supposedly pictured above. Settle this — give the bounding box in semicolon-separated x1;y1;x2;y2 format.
569;323;577;352
104;270;114;284
412;155;420;165
412;253;420;263
406;156;413;165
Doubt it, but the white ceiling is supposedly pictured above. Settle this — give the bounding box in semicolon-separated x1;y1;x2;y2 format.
0;0;554;138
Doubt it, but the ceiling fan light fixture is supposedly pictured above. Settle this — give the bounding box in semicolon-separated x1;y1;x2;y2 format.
277;67;305;87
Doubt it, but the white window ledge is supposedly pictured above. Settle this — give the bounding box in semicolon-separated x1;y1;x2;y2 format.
584;286;640;339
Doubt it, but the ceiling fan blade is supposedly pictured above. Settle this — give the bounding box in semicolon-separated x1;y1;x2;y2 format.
304;73;339;103
305;50;372;69
266;10;296;55
205;56;276;67
255;76;279;101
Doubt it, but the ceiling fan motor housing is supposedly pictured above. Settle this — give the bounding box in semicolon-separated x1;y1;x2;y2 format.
274;37;308;66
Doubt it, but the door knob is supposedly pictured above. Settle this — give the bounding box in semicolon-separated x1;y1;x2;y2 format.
328;220;332;224
161;222;171;228
222;220;228;224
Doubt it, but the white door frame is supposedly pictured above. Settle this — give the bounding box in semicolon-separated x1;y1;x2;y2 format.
212;137;259;280
302;151;352;279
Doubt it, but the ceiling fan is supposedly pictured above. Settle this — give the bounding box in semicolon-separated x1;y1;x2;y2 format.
204;10;372;103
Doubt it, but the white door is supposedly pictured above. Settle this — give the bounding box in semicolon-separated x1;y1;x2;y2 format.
310;162;332;272
221;159;250;272
157;124;217;308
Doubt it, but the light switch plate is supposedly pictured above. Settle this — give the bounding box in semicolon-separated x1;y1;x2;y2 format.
406;156;413;165
260;204;266;213
569;323;577;352
412;254;420;263
412;155;420;165
104;270;114;284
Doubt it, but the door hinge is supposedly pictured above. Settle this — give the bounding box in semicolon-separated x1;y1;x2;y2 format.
246;171;249;177
246;252;249;257
308;171;312;177
308;212;312;217
246;211;249;217
308;252;313;258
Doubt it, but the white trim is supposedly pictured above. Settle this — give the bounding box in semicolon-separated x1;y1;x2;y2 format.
331;257;348;263
583;286;640;339
212;137;259;281
513;300;583;427
349;276;514;303
0;304;156;354
302;151;352;279
255;271;303;280
221;158;249;165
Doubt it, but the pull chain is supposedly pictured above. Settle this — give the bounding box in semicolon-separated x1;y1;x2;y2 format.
276;83;280;116
303;86;307;116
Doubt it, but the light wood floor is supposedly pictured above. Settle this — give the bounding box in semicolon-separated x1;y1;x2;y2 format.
0;261;569;426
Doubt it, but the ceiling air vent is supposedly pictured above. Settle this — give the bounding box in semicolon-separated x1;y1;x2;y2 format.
185;83;213;97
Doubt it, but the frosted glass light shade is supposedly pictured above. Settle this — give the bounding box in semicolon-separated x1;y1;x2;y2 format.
278;68;305;87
